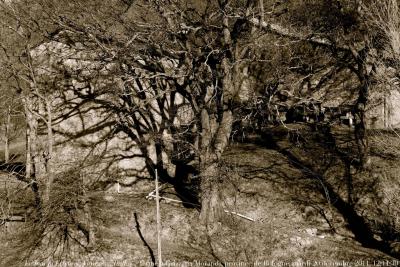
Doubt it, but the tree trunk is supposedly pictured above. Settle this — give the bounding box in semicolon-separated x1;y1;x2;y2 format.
259;0;264;28
197;9;236;224
82;189;96;249
24;95;53;205
345;162;354;206
24;98;42;209
198;110;233;225
349;44;371;169
199;162;224;226
4;105;11;163
353;70;370;168
43;98;54;205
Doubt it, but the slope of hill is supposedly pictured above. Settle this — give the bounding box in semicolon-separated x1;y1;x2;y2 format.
1;130;398;266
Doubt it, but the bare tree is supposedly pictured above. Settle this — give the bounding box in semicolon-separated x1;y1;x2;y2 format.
3;0;400;261
3;0;266;225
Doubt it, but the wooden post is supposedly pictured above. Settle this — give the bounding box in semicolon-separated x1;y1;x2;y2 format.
155;169;162;267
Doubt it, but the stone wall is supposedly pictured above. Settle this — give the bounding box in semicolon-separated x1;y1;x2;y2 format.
30;40;158;189
366;90;400;129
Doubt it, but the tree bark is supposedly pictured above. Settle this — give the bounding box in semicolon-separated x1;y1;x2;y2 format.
4;105;11;163
82;190;96;249
353;85;369;168
43;97;54;205
23;93;55;207
199;162;224;225
197;5;238;224
351;46;371;169
24;97;41;209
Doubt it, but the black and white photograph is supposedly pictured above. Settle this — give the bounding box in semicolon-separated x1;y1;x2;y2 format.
0;0;400;266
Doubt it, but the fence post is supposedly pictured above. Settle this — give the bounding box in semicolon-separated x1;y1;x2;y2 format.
155;169;162;267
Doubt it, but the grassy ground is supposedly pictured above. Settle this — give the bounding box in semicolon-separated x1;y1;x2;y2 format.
0;137;26;162
1;126;399;266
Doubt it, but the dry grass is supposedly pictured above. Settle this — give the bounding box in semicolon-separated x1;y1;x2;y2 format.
1;134;399;266
363;0;400;57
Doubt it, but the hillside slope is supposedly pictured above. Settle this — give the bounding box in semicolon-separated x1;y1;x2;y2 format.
1;140;397;266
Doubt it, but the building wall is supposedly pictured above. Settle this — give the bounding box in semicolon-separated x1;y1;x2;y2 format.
388;90;400;128
31;39;192;188
366;90;400;129
31;41;157;188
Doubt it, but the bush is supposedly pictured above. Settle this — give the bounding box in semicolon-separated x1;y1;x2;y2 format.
3;168;96;265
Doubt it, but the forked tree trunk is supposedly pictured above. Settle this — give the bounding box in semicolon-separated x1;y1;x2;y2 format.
198;108;233;225
197;9;236;224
